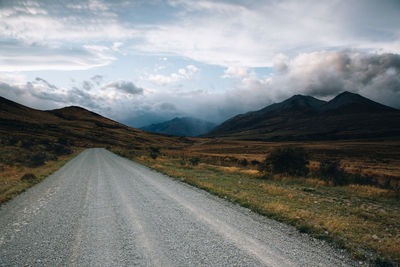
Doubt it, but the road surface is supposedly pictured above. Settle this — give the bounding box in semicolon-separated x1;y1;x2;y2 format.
0;148;355;266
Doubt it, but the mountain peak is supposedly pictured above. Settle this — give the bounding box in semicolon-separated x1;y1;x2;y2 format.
321;91;394;112
290;94;309;99
334;91;365;101
336;91;358;96
48;105;104;121
259;94;326;114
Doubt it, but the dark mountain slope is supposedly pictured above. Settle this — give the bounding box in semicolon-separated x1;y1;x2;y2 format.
141;117;215;137
319;91;396;113
258;95;326;113
205;92;400;140
210;95;326;136
0;96;177;148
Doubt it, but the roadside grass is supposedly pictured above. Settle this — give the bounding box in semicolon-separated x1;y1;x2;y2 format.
125;153;400;266
0;148;82;205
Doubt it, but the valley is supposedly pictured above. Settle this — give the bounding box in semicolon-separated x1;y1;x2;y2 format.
1;95;399;265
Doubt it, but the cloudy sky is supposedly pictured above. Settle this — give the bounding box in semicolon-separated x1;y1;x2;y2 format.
1;0;400;127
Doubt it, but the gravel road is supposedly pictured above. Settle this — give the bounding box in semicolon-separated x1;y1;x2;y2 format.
0;148;356;266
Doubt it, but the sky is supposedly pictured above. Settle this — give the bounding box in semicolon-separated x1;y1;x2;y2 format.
0;0;400;127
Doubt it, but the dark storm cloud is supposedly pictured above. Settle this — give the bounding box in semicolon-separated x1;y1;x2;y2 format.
26;81;63;102
0;77;103;111
104;81;143;95
281;51;400;104
0;82;24;98
210;50;400;122
67;87;104;109
35;77;58;90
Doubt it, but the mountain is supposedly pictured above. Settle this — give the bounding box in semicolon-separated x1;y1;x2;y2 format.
141;117;216;137
257;94;327;113
319;91;395;113
205;91;400;140
0;96;178;149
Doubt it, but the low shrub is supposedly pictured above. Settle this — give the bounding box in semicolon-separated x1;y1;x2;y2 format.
319;159;349;186
150;152;158;160
239;158;248;167
7;137;19;146
39;138;52;146
21;139;35;148
52;144;72;156
150;147;160;153
189;157;200;166
260;147;309;176
57;137;69;146
29;152;47;167
20;173;37;181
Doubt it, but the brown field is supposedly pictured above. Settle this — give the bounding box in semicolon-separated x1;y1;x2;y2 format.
163;139;400;184
0;147;83;205
111;139;400;265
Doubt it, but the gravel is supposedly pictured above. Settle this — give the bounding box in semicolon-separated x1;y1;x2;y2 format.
0;148;357;266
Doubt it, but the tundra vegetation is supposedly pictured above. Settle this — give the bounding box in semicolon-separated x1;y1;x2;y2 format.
0;136;81;204
111;140;400;266
2;133;399;265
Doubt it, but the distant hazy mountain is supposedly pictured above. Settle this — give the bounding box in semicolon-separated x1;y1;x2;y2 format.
205;91;400;140
141;117;216;137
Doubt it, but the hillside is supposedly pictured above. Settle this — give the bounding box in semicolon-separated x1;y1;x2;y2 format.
141;117;216;136
205;91;400;140
0;96;180;150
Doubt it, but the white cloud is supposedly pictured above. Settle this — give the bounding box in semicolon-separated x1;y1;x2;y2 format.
2;0;400;72
186;65;199;72
111;42;123;52
66;0;109;11
222;66;248;79
147;64;199;86
0;41;115;71
0;72;26;85
154;65;166;72
0;0;134;44
132;0;400;67
148;73;180;86
0;0;134;71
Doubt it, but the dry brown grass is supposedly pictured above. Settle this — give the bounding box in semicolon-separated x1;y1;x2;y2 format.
125;147;400;265
0;149;82;205
179;139;400;179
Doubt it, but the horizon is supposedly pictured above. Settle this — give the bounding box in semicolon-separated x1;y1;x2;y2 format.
1;0;400;127
2;89;397;128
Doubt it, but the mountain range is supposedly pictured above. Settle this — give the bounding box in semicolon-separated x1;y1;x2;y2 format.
141;117;215;137
1;91;399;144
205;91;400;140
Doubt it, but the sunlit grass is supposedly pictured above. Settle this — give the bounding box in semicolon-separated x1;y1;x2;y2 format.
130;153;400;265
